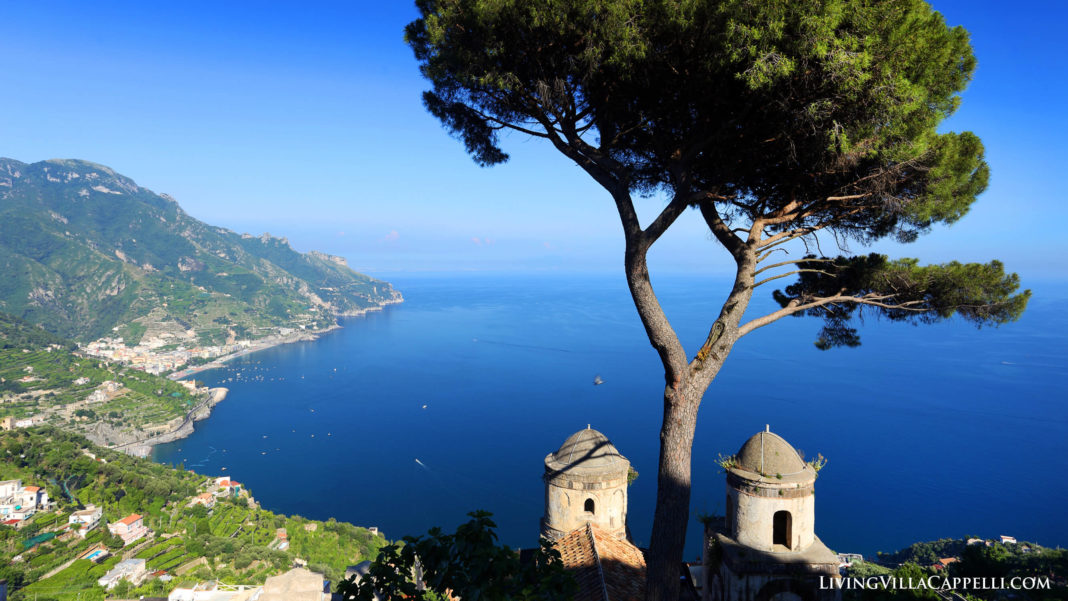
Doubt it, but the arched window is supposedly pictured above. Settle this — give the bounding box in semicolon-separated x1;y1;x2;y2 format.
584;498;595;513
773;510;792;549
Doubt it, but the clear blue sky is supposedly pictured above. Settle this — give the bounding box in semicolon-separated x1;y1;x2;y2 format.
1;1;1065;278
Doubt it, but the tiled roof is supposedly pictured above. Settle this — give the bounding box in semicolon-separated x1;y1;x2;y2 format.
118;514;142;525
555;524;646;601
23;486;41;492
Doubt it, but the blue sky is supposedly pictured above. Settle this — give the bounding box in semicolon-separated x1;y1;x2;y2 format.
1;1;1065;278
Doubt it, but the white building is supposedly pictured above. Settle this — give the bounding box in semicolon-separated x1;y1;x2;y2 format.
540;427;630;541
0;480;19;499
0;480;49;520
69;505;103;536
702;427;841;601
97;558;147;589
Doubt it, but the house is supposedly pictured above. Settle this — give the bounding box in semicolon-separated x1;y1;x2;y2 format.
0;480;19;499
967;538;984;545
1001;535;1017;544
939;557;959;568
19;486;48;509
0;417;12;431
109;513;149;545
74;377;91;385
0;480;49;521
69;505;103;536
97;558;147;589
190;492;216;509
214;478;242;497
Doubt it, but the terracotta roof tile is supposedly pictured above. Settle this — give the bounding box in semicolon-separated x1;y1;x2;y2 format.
590;527;646;601
554;524;646;601
118;514;142;525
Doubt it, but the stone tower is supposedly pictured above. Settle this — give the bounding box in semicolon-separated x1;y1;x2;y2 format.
703;427;840;601
541;426;630;541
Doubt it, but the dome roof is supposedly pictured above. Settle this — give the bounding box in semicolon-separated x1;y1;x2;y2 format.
545;427;629;476
734;429;807;477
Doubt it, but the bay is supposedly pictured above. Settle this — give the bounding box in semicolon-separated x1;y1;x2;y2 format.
152;273;1068;559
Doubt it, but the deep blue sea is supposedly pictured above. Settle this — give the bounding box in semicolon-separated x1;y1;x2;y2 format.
152;273;1068;559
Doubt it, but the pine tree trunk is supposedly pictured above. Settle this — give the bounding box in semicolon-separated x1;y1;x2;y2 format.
645;386;700;601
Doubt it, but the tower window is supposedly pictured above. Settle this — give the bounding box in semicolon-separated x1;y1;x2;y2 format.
584;498;595;513
773;510;792;549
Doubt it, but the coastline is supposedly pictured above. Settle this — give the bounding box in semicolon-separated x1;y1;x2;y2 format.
109;386;229;458
167;296;404;382
124;297;405;456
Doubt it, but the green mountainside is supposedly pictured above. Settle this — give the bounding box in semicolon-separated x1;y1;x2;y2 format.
0;427;386;600
0;157;400;342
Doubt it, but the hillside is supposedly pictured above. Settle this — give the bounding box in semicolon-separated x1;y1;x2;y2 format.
0;311;211;450
0;427;386;600
0;157;400;343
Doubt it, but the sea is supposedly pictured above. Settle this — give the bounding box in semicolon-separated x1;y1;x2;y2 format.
152;272;1068;559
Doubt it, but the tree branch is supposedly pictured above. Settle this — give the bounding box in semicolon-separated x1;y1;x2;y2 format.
643;194;690;246
697;199;746;258
736;293;926;337
752;257;833;277
753;269;832;288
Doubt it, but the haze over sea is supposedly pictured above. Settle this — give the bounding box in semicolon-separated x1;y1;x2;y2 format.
153;273;1068;559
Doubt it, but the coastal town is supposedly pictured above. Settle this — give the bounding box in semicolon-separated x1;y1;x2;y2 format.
82;324;326;380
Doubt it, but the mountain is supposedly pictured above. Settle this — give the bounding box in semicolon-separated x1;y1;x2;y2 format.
0;158;400;342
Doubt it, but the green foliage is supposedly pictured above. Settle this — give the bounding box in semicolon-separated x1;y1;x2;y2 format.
806;453;827;474
337;511;574;601
407;0;986;237
875;538;964;566
0;428;387;599
0;313;75;351
774;254;1029;349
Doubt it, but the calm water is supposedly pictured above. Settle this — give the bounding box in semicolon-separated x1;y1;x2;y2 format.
153;273;1068;558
